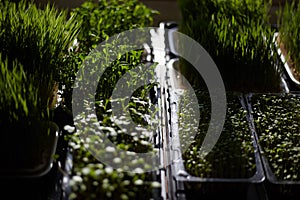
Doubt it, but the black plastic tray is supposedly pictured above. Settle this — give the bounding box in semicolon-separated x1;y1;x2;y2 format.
168;91;266;200
0;121;59;178
274;32;300;92
245;92;300;200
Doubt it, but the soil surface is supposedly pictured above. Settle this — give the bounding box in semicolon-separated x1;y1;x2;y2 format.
277;34;300;82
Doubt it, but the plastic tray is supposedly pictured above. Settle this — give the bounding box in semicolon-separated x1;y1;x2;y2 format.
274;32;300;92
0;121;59;178
168;91;266;200
245;92;300;200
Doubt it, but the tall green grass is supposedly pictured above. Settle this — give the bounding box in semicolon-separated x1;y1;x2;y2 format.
0;54;39;125
0;0;80;125
0;0;79;109
177;0;282;92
